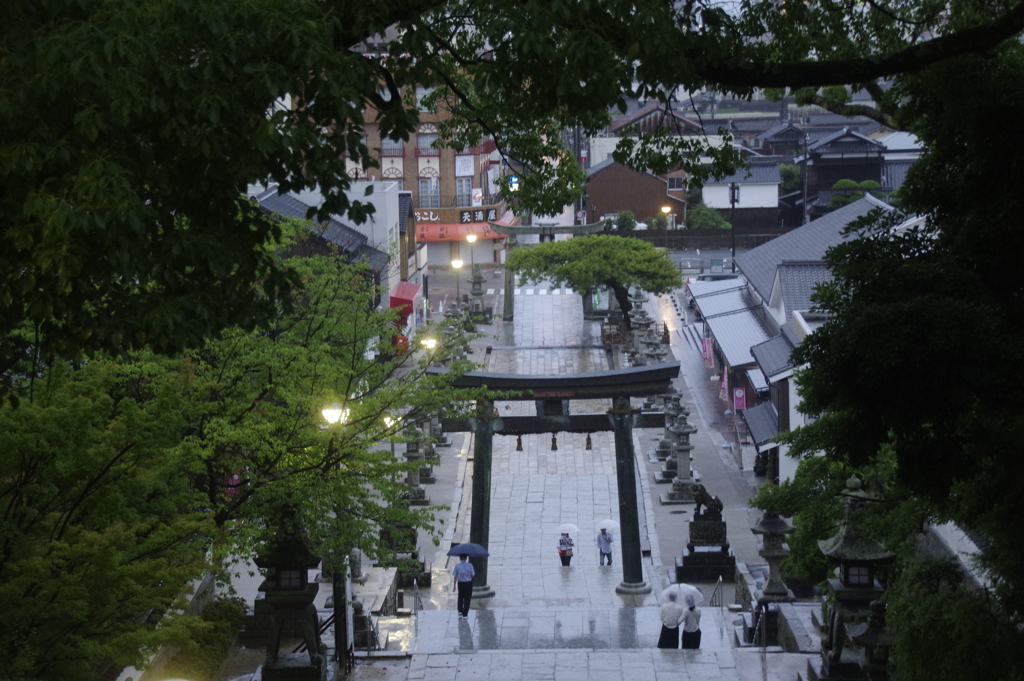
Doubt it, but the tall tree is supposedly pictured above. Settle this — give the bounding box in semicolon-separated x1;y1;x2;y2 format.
6;0;1024;389
0;224;479;680
0;360;212;680
778;42;1024;677
506;234;681;329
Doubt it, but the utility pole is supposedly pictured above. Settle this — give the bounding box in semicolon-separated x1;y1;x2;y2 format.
729;182;740;273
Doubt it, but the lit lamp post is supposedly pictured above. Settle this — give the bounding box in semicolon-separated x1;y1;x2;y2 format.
320;402;350;671
466;233;477;266
322;402;349;427
451;258;463;305
661;205;675;230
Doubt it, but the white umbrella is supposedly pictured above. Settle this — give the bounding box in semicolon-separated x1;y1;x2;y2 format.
557;523;580;536
595;519;620;532
661;582;704;606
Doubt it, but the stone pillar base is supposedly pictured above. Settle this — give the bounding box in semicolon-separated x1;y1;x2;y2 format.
615;581;652;595
472;585;496;599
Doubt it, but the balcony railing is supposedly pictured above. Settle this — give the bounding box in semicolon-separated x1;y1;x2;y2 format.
417;194;503;210
380;145;404;157
415;146;440;157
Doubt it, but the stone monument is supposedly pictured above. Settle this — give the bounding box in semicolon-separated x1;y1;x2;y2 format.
676;483;736;581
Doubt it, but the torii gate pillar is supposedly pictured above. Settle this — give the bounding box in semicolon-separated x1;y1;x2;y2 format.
468;398;497;598
610;395;652;594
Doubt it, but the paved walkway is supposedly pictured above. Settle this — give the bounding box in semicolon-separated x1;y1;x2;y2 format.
343;290;813;681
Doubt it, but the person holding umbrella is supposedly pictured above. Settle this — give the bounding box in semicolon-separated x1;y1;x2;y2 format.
681;594;702;649
452;555;475;617
557;532;575;566
596;526;614;566
447;543;488;618
658;591;686;648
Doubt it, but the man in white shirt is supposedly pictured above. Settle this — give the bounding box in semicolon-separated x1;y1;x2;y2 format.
452;555;475;617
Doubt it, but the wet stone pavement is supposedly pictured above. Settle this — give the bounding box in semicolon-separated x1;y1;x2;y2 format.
324;284;815;681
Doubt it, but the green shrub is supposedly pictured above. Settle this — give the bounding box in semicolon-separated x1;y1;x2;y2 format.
159;595;248;681
646;215;668;230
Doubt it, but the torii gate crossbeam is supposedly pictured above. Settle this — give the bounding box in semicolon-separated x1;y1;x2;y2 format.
432;362;680;596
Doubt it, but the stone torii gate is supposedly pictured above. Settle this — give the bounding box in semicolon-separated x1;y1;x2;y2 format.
433;361;680;596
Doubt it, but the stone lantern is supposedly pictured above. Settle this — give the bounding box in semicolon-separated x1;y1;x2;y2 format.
812;475;895;681
751;511;796;604
849;601;895;681
747;511;796;646
253;508;326;681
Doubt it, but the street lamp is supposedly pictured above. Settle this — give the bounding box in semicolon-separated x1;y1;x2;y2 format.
321;402;349;425
466;233;477;269
451;258;464;303
661;205;673;230
320;401;349;670
383;416;398;459
420;337;437;350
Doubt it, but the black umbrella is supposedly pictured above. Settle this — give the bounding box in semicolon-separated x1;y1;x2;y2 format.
446;542;490;557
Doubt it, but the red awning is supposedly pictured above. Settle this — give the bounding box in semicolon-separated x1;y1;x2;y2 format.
416;210;520;242
390;282;422;319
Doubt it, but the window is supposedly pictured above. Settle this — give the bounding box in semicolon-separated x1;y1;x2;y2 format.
415;86;436;112
456;178;472;206
417;133;439;156
669;177;685;190
846;565;871;586
419;178;440;208
381;136;404;157
278;569;303;589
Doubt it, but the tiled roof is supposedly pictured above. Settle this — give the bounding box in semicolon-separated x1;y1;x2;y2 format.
808;128;884;154
703;308;771;368
706;163;780;185
777;261;833;320
751;329;797;380
755;123;804;141
686;280;747;298
741;401;779;450
876;131;922;150
692;287;751;318
735;196;892;302
253;185;388;270
746;368;769;393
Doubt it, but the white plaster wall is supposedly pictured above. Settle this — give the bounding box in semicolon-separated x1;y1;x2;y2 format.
702;182;778;209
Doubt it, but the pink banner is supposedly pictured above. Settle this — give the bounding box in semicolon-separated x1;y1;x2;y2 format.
701;337;713;368
733;387;746;410
720;369;728;401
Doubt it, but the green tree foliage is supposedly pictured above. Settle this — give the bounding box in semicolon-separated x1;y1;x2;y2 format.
646;215;669;230
614;211;637;231
886;561;1024;681
0;361;213;680
784;42;1024;676
826;179;886;210
779;164;802;195
0;224;477;680
506;235;681;329
686;204;731;230
5;0;1024;387
170;231;480;562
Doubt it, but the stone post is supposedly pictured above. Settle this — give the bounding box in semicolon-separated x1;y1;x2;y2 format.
503;236;517;321
609;396;651;594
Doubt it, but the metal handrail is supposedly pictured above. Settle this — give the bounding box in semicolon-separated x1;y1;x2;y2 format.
709;575;724;607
